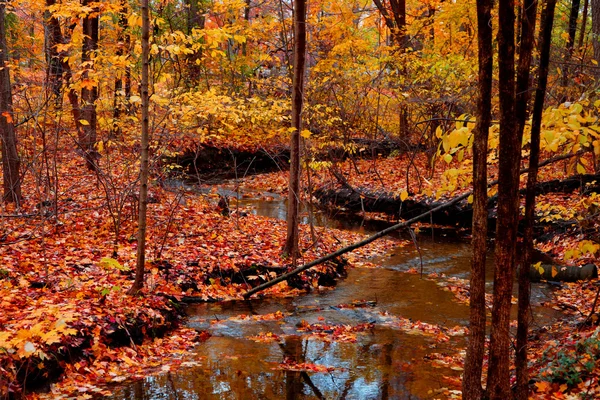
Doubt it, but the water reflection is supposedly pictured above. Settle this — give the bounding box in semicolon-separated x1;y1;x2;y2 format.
108;192;557;399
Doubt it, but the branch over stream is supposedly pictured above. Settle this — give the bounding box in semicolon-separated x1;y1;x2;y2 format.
243;151;584;299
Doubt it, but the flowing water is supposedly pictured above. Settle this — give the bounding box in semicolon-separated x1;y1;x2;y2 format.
110;188;559;399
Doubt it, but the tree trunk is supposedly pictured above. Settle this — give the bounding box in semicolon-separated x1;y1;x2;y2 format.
372;0;406;48
283;0;307;261
579;0;589;49
516;0;557;398
562;0;581;97
44;0;64;100
487;0;518;397
593;0;600;63
185;0;206;85
0;2;21;204
462;0;492;397
81;0;99;169
129;0;151;295
513;0;539;396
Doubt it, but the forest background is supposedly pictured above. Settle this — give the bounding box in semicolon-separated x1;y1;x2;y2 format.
2;0;600;398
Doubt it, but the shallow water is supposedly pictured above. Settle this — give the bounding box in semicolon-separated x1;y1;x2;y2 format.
109;191;558;399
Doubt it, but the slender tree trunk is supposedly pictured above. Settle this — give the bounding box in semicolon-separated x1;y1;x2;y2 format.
283;0;307;261
462;0;492;398
562;0;581;96
185;0;205;85
516;1;557;398
579;0;589;49
487;0;518;397
81;0;99;169
513;0;539;395
129;0;150;295
372;0;406;48
0;2;21;204
593;0;600;63
44;0;63;100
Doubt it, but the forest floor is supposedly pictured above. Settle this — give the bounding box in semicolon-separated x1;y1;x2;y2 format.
1;144;600;398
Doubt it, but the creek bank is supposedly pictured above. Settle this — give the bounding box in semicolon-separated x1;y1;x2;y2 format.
167;139;422;182
2;291;183;399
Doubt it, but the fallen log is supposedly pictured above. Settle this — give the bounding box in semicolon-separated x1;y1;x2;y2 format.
315;155;595;226
529;263;598;282
244;152;586;299
243;190;473;298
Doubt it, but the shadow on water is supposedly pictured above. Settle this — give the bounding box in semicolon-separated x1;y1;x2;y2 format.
110;186;560;399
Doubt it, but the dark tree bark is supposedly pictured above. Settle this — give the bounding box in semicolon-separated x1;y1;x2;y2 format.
516;0;557;398
487;0;518;397
44;0;64;100
44;1;84;140
0;1;21;204
514;0;539;395
283;0;307;261
593;0;600;62
462;0;492;397
562;0;581;96
185;0;206;85
129;0;151;295
81;0;99;169
372;0;406;48
579;0;589;49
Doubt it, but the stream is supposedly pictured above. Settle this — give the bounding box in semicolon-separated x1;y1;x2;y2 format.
110;189;560;399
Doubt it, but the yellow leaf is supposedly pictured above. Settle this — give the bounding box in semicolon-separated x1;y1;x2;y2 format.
400;190;409;201
443;154;452;163
577;163;586;174
551;266;558;278
300;129;312;139
467;194;473;204
79;119;90;126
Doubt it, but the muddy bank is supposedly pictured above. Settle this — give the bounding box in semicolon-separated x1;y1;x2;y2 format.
167;139;424;182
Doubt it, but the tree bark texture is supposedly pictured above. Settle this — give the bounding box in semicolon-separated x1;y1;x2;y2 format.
513;0;539;396
487;0;518;397
372;0;406;48
0;2;21;204
516;0;557;398
81;0;99;168
129;0;150;295
462;0;492;397
284;0;307;261
579;0;589;49
562;0;581;95
593;0;600;63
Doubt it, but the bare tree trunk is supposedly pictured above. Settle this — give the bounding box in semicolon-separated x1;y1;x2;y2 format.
283;0;307;262
129;0;150;295
562;0;581;98
579;0;589;49
0;2;21;204
487;0;518;397
513;0;539;395
462;0;492;397
372;0;406;48
593;0;600;63
516;1;557;398
185;0;206;85
81;0;99;169
44;0;63;100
